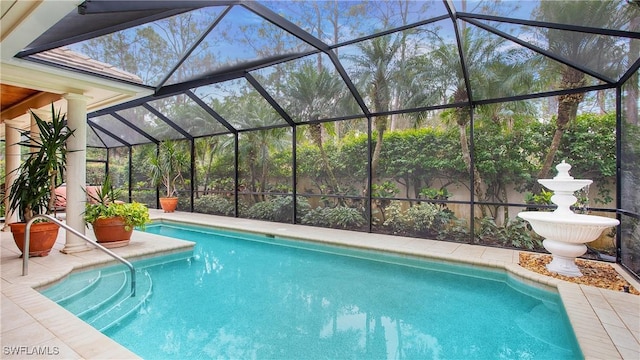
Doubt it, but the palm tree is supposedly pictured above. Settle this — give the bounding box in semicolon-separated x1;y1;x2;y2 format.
349;35;402;193
194;136;234;196
229;93;290;203
428;28;499;215
535;0;632;179
421;20;537;218
284;62;345;195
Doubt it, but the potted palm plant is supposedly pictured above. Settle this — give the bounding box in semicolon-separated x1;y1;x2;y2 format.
84;175;150;248
7;104;75;257
148;141;188;212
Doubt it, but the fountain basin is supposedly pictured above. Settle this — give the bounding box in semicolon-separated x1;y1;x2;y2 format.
518;212;619;244
537;179;592;193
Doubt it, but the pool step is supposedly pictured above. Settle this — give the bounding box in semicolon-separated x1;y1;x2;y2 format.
42;270;103;303
84;270;153;332
74;270;133;319
42;267;153;333
40;252;192;334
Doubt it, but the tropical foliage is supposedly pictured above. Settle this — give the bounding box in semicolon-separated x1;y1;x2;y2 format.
147;141;189;198
8;105;75;222
84;175;150;231
80;1;634;261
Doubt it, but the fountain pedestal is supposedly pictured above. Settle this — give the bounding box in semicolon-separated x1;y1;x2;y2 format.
543;240;587;277
518;161;619;277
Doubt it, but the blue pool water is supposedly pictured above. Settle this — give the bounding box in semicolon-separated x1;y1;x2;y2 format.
46;221;582;359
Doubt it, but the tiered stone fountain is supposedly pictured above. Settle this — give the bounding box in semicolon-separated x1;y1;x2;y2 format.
518;161;619;277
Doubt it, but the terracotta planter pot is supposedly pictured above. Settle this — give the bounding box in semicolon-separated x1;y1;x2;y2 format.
10;222;60;257
159;197;178;213
92;216;133;248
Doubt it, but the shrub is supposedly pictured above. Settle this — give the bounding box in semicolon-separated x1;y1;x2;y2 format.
383;201;453;236
245;200;278;221
476;216;542;250
301;206;365;230
245;196;310;223
419;187;451;201
326;206;365;229
525;190;553;207
194;194;235;216
272;196;310;222
302;208;331;227
437;218;470;242
408;202;452;232
381;202;410;234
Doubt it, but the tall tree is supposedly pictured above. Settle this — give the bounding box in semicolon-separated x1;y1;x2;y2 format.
284;62;344;195
366;0;433;130
429;27;501;216
350;35;402;193
535;0;631;179
194;135;234;197
225;93;289;202
419;15;536;218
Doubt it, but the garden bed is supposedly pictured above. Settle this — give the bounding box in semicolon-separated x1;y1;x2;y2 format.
519;252;639;295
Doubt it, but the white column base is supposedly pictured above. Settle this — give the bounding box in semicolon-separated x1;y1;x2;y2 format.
61;240;91;254
542;239;587;277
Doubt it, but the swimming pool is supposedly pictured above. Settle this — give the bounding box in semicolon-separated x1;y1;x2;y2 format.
44;221;582;359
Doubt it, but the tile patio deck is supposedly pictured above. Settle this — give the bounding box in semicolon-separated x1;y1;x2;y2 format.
1;210;638;359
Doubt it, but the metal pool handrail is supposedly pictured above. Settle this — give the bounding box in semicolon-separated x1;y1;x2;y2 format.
22;214;136;297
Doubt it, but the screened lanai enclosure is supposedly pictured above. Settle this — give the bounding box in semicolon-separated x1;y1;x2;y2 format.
17;1;640;278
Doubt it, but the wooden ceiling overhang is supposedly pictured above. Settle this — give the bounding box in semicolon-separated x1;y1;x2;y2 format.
0;83;61;123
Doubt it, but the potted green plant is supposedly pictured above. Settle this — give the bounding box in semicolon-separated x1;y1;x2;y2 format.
84;175;150;248
148;141;188;212
7;104;75;257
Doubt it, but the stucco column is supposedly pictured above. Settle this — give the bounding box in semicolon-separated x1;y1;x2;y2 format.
61;93;90;253
3;119;22;228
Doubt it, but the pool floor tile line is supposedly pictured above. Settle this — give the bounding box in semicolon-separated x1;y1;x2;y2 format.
1;210;639;360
